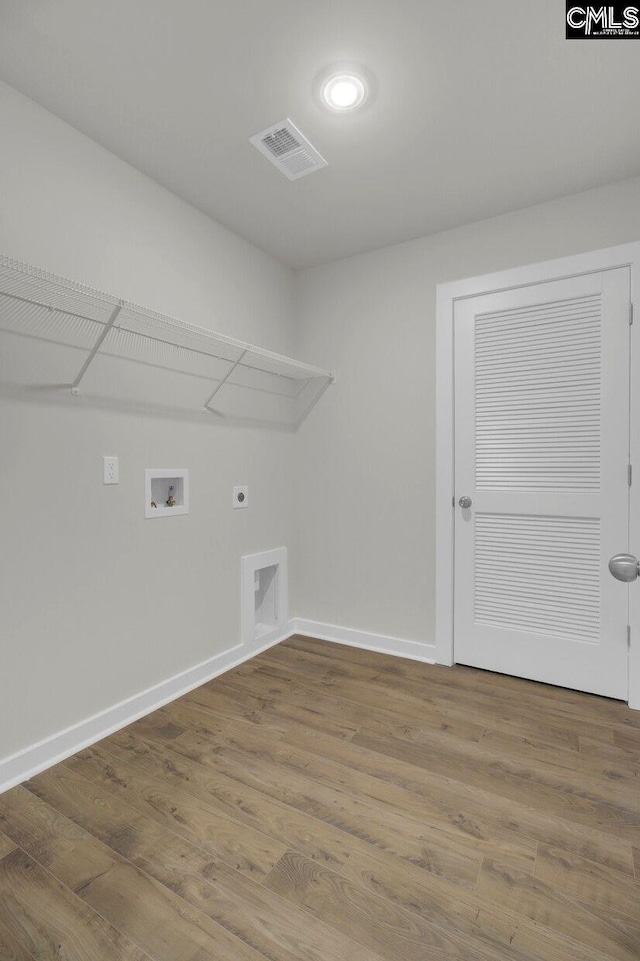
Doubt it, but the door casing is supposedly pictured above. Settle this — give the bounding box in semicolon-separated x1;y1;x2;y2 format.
435;241;640;708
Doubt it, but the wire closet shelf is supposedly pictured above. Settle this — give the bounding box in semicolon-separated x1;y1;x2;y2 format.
0;255;335;427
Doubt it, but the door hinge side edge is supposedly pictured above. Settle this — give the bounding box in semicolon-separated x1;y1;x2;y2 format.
629;303;634;326
628;464;632;487
627;625;631;648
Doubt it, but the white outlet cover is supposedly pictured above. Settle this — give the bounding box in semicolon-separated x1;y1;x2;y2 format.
103;455;119;485
233;485;249;509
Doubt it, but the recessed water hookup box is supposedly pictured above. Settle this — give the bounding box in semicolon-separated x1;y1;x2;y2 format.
145;468;189;518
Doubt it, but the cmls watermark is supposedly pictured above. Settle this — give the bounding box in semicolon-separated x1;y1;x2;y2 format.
566;4;640;37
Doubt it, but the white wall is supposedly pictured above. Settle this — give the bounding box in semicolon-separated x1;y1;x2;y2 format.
0;81;295;760
292;176;640;650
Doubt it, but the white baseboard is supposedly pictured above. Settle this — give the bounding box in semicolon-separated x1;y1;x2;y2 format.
0;617;436;795
291;618;436;663
0;625;294;796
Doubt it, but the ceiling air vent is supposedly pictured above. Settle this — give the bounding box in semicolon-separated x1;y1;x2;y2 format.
249;118;327;181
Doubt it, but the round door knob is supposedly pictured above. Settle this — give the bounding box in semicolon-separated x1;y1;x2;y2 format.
458;496;472;509
609;553;640;582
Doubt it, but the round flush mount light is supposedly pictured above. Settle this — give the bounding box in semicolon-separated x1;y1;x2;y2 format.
321;72;367;112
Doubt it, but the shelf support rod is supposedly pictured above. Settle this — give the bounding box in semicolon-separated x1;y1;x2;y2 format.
203;349;248;411
71;301;123;394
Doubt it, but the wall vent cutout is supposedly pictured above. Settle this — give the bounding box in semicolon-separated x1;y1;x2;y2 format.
241;548;288;644
249;119;327;181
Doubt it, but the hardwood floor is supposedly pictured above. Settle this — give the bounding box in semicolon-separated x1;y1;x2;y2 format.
1;634;640;960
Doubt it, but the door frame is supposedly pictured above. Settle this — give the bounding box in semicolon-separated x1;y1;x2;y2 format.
435;241;640;708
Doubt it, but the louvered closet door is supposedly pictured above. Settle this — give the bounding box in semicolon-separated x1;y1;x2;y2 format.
454;269;630;698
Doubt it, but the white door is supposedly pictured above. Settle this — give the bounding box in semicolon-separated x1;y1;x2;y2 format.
454;268;630;698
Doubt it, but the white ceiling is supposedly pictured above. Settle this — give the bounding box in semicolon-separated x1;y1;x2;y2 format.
1;0;639;269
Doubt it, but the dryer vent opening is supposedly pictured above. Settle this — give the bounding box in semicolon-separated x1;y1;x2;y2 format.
241;547;288;644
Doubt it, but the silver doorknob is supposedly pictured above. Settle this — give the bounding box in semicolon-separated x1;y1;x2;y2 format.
609;553;640;582
458;496;472;509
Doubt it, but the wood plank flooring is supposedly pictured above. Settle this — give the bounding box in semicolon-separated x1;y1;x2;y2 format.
1;634;640;960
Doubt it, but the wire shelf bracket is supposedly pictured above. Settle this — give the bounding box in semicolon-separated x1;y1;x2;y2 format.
203;348;248;411
71;301;123;394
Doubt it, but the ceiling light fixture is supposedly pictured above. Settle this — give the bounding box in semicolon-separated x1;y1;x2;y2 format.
322;72;367;112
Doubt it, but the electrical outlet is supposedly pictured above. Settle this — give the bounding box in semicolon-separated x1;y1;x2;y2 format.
233;485;248;509
103;455;119;485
